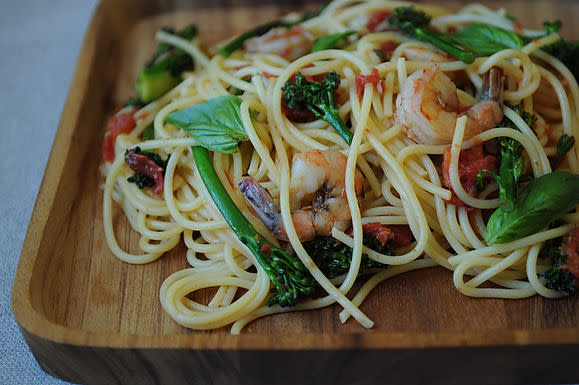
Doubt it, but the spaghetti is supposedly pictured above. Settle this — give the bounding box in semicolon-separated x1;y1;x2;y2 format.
102;0;579;333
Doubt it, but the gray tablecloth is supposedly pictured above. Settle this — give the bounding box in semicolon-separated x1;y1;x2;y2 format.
2;1;578;385
1;0;98;383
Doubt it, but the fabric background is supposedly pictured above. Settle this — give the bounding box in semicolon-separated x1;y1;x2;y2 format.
1;0;98;384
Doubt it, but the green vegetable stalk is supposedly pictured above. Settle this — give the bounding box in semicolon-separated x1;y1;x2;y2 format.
136;24;197;103
166;96;316;307
192;146;316;307
312;31;356;52
388;7;475;63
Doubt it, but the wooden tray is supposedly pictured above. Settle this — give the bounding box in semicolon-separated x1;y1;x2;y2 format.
11;0;579;384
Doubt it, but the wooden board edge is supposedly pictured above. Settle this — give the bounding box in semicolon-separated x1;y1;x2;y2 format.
10;0;103;333
20;325;579;385
9;0;579;369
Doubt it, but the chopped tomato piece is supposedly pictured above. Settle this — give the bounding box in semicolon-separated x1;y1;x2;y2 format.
107;111;136;137
348;222;414;248
361;222;392;246
389;225;414;248
355;68;385;97
367;10;392;32
260;243;271;256
102;133;116;163
379;40;397;52
442;144;498;207
124;150;164;195
102;110;136;162
282;99;316;122
561;228;579;283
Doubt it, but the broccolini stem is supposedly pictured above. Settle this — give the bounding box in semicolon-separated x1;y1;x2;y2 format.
320;106;353;145
192;146;316;307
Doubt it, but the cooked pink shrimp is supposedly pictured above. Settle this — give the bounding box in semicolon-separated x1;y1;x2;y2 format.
533;113;554;146
239;150;364;242
395;64;504;145
401;46;453;63
533;78;561;110
243;26;314;61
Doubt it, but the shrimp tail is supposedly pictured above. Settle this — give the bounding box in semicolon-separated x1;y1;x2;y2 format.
239;176;289;241
481;67;504;106
465;67;505;133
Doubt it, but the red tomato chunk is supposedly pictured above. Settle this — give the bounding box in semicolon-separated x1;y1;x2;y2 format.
442;144;498;207
367;10;392;32
355;68;384;97
102;110;136;162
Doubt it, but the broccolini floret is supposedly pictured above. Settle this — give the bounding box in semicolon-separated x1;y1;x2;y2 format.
303;234;391;279
540;234;577;295
282;71;353;144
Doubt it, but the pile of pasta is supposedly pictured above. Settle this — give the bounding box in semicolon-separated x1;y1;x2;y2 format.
102;0;579;333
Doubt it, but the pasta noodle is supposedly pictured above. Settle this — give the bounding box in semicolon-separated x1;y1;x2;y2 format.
101;0;579;334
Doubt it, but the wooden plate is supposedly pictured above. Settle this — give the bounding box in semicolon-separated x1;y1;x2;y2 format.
11;0;579;384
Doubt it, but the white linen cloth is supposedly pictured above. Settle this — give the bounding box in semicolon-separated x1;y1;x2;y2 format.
1;0;97;383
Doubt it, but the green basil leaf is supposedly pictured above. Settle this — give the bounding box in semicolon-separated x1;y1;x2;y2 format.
142;123;155;141
165;95;248;154
486;171;579;244
312;31;356;52
452;23;524;56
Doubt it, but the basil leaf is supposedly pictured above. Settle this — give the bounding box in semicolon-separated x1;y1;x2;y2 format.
165;95;248;154
486;171;579;244
142;123;155;141
452;23;524;56
312;31;356;52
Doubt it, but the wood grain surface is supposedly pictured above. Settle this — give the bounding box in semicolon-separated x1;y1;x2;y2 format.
11;0;579;384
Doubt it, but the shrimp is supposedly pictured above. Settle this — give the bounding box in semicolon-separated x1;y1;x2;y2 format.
533;112;554;147
243;26;314;61
533;78;561;110
395;64;504;145
401;46;453;63
239;150;364;242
